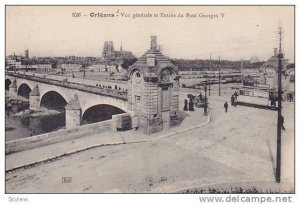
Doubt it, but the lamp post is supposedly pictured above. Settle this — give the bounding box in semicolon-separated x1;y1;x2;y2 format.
204;81;208;116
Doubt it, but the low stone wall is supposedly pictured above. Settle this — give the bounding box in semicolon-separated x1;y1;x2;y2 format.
5;120;112;154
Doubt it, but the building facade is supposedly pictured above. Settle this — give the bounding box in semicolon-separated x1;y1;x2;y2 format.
61;63;82;72
128;36;180;134
260;48;294;97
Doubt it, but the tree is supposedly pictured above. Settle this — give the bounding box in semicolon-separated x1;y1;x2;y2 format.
121;58;137;69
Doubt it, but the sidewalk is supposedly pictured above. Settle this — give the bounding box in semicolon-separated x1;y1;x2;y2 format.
6;108;210;172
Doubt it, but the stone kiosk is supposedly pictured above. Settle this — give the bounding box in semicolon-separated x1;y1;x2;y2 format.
128;36;180;134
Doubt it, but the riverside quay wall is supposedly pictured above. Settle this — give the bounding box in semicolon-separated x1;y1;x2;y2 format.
5;120;112;154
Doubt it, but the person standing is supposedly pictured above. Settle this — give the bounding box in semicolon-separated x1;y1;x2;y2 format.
231;95;235;106
183;99;188;111
234;91;238;100
189;98;194;111
224;101;228;113
270;96;276;107
199;93;203;101
281;115;285;131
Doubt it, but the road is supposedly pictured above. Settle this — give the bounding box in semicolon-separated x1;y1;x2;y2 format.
8;71;128;90
5;86;294;193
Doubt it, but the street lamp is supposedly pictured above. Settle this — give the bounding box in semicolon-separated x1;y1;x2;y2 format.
203;81;208;116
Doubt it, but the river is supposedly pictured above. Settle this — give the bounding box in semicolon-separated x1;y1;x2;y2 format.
5;102;65;142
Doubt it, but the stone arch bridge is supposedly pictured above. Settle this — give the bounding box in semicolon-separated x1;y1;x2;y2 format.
6;73;132;129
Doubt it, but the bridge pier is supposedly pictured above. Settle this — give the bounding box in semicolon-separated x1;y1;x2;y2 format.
65;94;82;129
29;85;40;111
9;79;18;98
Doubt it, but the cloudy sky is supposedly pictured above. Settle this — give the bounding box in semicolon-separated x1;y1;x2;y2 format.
6;6;294;62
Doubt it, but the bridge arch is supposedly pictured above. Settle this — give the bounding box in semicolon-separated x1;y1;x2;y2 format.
5;79;12;90
82;104;126;124
40;91;68;110
17;83;32;99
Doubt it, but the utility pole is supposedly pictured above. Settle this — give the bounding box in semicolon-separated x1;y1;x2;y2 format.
218;56;221;96
276;27;283;183
241;58;244;85
204;80;208;116
209;53;211;96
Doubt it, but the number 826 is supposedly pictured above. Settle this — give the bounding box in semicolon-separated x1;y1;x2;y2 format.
72;12;81;17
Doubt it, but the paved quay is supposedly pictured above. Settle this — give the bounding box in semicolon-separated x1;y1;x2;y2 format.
6;107;210;171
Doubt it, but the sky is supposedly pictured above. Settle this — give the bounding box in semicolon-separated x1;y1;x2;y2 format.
6;6;295;62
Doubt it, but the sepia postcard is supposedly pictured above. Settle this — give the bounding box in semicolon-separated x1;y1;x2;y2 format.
4;5;295;195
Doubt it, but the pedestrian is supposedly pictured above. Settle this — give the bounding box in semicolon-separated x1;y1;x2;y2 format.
270;96;276;107
234;91;238;100
231;95;235;106
224;101;228;113
189;98;194;111
199;93;203;101
183;99;188;111
281;115;285;131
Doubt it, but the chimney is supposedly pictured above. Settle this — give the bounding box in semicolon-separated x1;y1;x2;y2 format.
274;48;278;56
151;36;157;50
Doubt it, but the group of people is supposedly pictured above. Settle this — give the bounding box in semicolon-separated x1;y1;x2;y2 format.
183;97;195;111
224;92;286;131
224;91;239;113
230;91;239;106
183;92;209;112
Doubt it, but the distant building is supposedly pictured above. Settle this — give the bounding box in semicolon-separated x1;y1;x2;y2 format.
102;41;135;61
97;41;135;73
61;63;82;72
260;48;289;71
102;41;115;60
36;64;53;72
260;48;292;95
5;54;22;70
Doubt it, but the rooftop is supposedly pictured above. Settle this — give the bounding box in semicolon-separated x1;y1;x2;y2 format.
134;36;174;68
